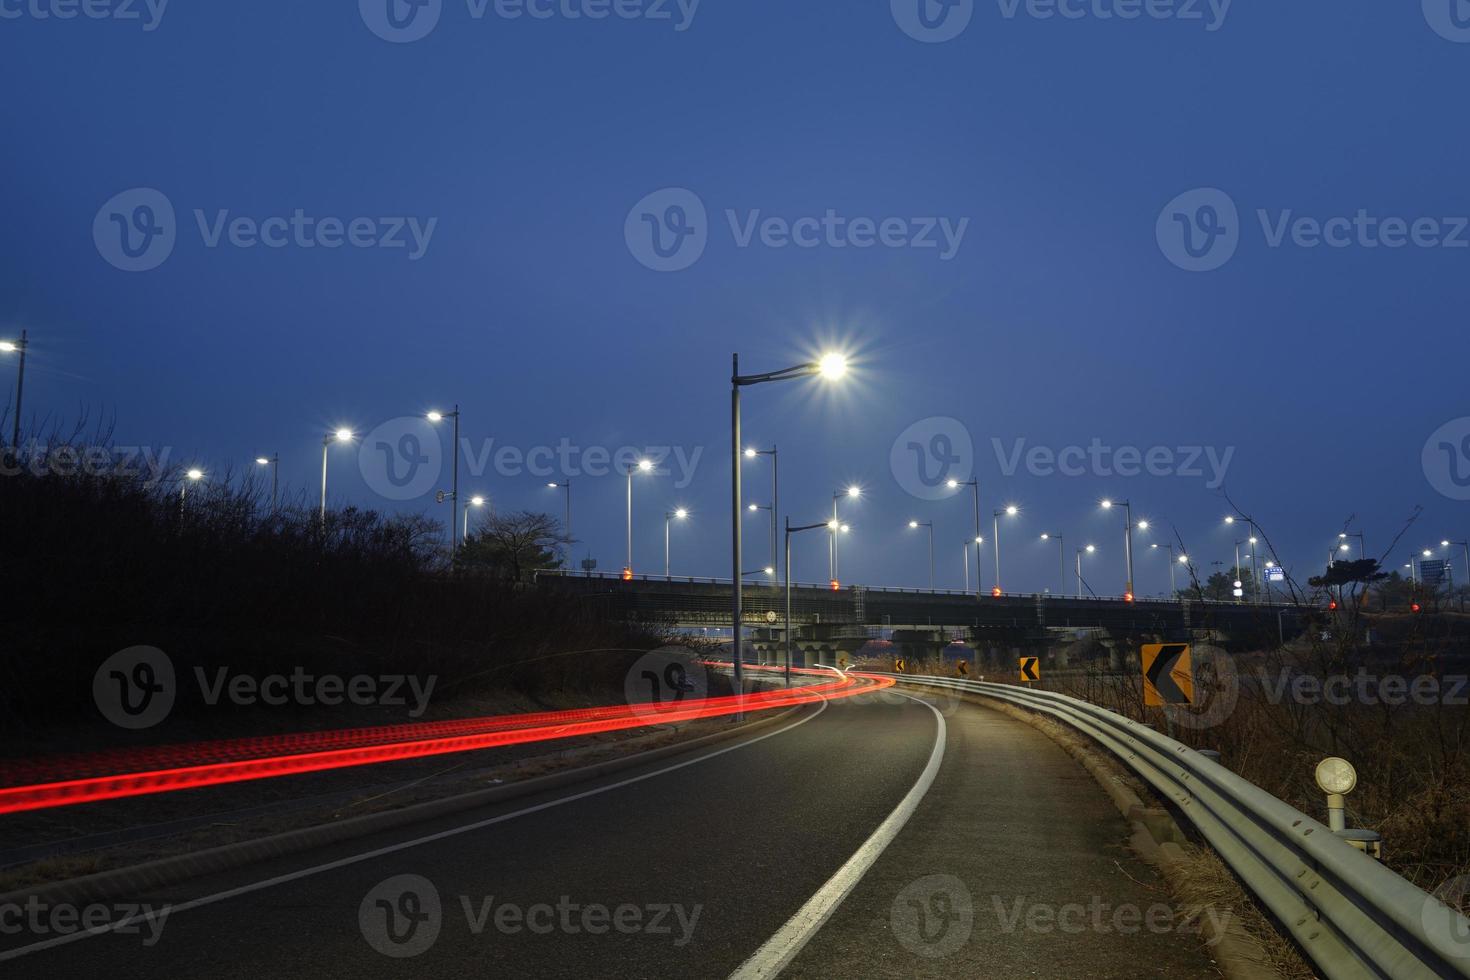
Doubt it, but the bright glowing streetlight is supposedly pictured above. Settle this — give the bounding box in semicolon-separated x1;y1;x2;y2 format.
547;480;572;565
665;508;690;578
743;446;779;575
624;459;655;577
908;520;934;591
1100;499;1136;599
255;454;279;511
463;494;487;539
830;485;862;582
947;477;983;599
0;330;26;450
992;505;1019;594
1039;532;1064;596
731;351;847;692
427;407;462;553
320;428;354;521
1076;544;1097;598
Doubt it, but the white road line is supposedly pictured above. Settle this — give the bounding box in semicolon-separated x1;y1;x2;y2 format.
726;693;947;980
0;699;829;963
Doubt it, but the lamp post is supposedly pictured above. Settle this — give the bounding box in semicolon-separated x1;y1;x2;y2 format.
254;454;279;511
744;446;778;575
992;505;1018;594
1100;499;1136;599
625;458;653;576
1442;540;1469;611
830;485;861;583
428;407;461;553
464;494;486;539
732;352;846;696
1226;516;1270;604
665;508;689;578
747;501;775;578
1076;544;1097;598
320;428;353;522
1338;531;1365;559
947;477;982;599
1150;542;1180;596
962;537;981;592
547;480;571;565
180;467;204;513
1;330;27;450
786;518;832;686
908;520;934;591
1041;533;1064;597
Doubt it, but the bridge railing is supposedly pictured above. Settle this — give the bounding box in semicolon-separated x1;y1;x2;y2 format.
894;674;1470;979
534;570;1299;609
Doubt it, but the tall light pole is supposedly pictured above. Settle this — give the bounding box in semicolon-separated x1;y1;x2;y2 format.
1;331;27;450
1339;531;1365;558
992;505;1018;594
744;446;778;575
1076;544;1096;597
786;518;831;685
320;428;353;523
747;502;775;577
464;494;486;539
547;480;572;565
428;407;461;553
732;352;846;693
665;508;689;578
180;467;204;514
962;538;981;592
830;485;861;583
1041;533;1064;597
908;520;934;591
255;454;279;511
1100;499;1135;599
1150;542;1181;596
1442;540;1469;611
625;458;653;576
1226;515;1271;605
948;477;982;599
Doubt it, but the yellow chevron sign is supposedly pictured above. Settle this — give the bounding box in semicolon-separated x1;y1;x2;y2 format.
1019;657;1040;683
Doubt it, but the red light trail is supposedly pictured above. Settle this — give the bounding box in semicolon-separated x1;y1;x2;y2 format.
0;667;891;816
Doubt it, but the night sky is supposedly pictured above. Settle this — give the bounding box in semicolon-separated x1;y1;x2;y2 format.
2;1;1467;595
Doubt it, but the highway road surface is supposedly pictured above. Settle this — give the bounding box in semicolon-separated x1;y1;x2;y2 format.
0;690;1223;979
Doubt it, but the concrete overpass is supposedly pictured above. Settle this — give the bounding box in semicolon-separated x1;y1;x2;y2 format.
536;571;1310;667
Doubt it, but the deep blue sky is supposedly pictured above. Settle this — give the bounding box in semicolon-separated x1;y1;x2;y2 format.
3;1;1467;595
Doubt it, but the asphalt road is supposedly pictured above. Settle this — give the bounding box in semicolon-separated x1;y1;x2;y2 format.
0;691;1223;979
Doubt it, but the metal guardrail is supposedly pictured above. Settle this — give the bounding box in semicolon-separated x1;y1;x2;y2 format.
897;674;1470;979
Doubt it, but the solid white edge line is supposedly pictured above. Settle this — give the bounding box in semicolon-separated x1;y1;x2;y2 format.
0;698;831;963
726;692;947;980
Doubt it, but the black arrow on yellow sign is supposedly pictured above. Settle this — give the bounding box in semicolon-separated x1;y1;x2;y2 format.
1019;657;1039;682
1144;644;1191;704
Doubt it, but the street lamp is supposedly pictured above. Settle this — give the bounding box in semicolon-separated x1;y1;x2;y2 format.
625;458;654;577
464;494;487;539
1100;499;1136;599
786;517;838;685
665;508;689;578
320;428;354;522
830;485;862;582
180;467;204;506
1440;539;1469;611
1041;533;1064;596
747;501;775;578
947;477;982;599
731;351;846;691
992;505;1019;594
547;480;571;566
255;454;279;511
1338;530;1365;558
1076;544;1097;598
1150;541;1180;596
962;536;982;593
908;520;934;591
427;407;462;553
744;446;779;577
1;330;27;450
